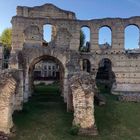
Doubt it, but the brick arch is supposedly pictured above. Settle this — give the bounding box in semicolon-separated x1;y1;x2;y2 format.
80;24;91;29
95;57;116;92
94;57;116;84
98;25;112;31
124;23;140;29
97;58;112;67
95;56;116;68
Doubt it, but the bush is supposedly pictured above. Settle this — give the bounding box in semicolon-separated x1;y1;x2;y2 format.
70;125;80;135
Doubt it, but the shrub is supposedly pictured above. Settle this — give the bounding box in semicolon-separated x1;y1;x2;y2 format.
70;124;80;135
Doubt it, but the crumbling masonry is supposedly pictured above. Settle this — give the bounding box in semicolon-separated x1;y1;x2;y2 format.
0;3;140;136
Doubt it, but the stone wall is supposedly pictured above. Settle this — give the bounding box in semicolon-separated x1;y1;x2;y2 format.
6;3;140;136
10;4;140;96
16;4;76;19
69;72;98;136
0;70;17;134
0;44;3;70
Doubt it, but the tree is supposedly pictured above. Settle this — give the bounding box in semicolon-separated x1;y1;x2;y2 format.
79;30;85;51
0;28;12;48
0;28;12;68
79;30;90;52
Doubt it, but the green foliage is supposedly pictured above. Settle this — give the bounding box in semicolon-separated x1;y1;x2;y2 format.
0;28;12;66
0;28;12;48
79;31;90;52
80;46;89;52
96;83;111;94
70;124;80;135
79;30;85;49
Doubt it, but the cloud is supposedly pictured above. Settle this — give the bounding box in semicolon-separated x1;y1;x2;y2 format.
126;0;140;7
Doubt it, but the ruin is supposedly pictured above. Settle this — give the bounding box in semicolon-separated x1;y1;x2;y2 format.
0;3;140;136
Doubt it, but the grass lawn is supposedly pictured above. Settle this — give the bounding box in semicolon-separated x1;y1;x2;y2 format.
11;83;140;140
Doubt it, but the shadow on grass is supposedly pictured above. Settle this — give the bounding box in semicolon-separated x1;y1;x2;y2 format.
95;83;120;135
95;94;120;135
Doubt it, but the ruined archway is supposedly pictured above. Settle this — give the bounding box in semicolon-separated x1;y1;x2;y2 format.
96;58;116;93
4;2;140;138
28;55;65;97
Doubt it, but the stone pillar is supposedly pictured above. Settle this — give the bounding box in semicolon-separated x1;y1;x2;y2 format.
67;91;73;112
112;26;124;51
28;71;34;97
24;69;30;102
70;27;80;51
90;28;99;52
69;72;98;136
52;25;57;41
79;59;83;71
0;71;17;134
63;77;68;102
9;50;18;69
14;70;24;110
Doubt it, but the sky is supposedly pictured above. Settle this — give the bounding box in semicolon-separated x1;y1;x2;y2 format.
0;0;140;49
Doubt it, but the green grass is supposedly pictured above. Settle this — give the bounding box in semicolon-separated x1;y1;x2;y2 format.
11;84;140;140
96;82;111;93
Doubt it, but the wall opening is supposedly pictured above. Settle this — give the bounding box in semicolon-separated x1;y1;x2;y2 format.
99;26;112;49
43;24;55;46
82;59;91;73
79;26;90;52
96;58;116;93
29;55;64;95
12;56;70;137
125;25;139;50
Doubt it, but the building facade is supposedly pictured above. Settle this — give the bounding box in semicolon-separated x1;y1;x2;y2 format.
34;60;60;80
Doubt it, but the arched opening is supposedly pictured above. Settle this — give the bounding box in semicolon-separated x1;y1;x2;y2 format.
82;59;91;73
12;55;76;138
79;26;90;52
96;58;116;93
125;25;139;50
43;24;56;46
28;55;64;95
99;26;112;49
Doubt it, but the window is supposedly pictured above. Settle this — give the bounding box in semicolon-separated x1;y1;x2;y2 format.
125;25;139;50
79;26;90;52
48;66;51;70
44;65;47;70
43;24;53;43
53;65;55;70
82;59;91;73
99;26;112;49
